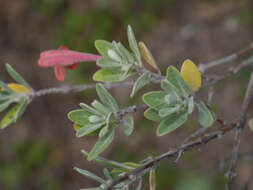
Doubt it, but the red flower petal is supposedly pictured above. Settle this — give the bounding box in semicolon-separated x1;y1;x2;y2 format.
54;66;66;82
38;50;101;67
65;63;79;70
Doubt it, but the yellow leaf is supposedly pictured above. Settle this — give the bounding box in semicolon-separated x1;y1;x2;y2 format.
7;83;30;94
138;42;159;70
180;59;201;92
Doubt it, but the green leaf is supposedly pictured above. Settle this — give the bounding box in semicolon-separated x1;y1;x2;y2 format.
158;105;181;117
115;42;134;63
130;73;152;98
0;100;11;113
81;150;135;170
166;66;191;97
99;125;109;138
97;57;122;68
197;101;213;127
96;84;118;113
164;94;180;106
95;40;114;57
248;119;253;131
161;80;180;98
127;25;141;64
93;68;128;82
103;168;113;180
143;91;167;110
123;115;134;136
108;49;122;62
0;80;12;93
144;108;163;122
81;188;103;190
111;162;139;174
88;130;115;161
91;100;111;116
79;103;102;116
68;109;94;126
0;99;28;129
187;96;194;114
74;167;106;184
77;123;105;138
89;115;104;123
5;64;32;89
157;112;188;136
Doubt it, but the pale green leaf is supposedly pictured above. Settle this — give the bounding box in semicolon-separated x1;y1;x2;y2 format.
95;40;114;57
103;168;113;180
88;130;114;161
99;125;109;138
108;49;122;62
91;100;111;116
187;96;194;114
248;118;253;131
74;167;106;184
143;91;167;110
89;115;104;123
0;91;10;101
93;68;128;82
123;115;134;136
79;103;102;116
97;57;122;68
5;64;31;89
166;66;191;97
197;101;213;127
144;108;163;122
115;42;134;63
130;73;152;98
96;84;118;113
0;99;28;129
111;162;140;174
127;25;141;63
0;100;11;113
157;112;188;136
164;94;180;106
161;80;180;98
68;109;94;125
77;123;105;138
0;80;12;93
158;105;181;117
81;150;135;170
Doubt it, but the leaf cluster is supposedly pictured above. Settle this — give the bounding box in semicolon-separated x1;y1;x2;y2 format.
143;66;213;136
0;64;32;129
74;150;140;190
68;84;134;161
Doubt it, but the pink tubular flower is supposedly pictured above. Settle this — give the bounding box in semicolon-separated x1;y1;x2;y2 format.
38;45;101;82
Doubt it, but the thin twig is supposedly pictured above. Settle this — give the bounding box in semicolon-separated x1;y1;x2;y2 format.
203;55;253;88
105;122;237;190
29;81;135;99
198;42;253;73
219;149;253;171
226;67;253;190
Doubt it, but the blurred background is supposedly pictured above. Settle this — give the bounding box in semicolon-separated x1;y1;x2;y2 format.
1;0;253;189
